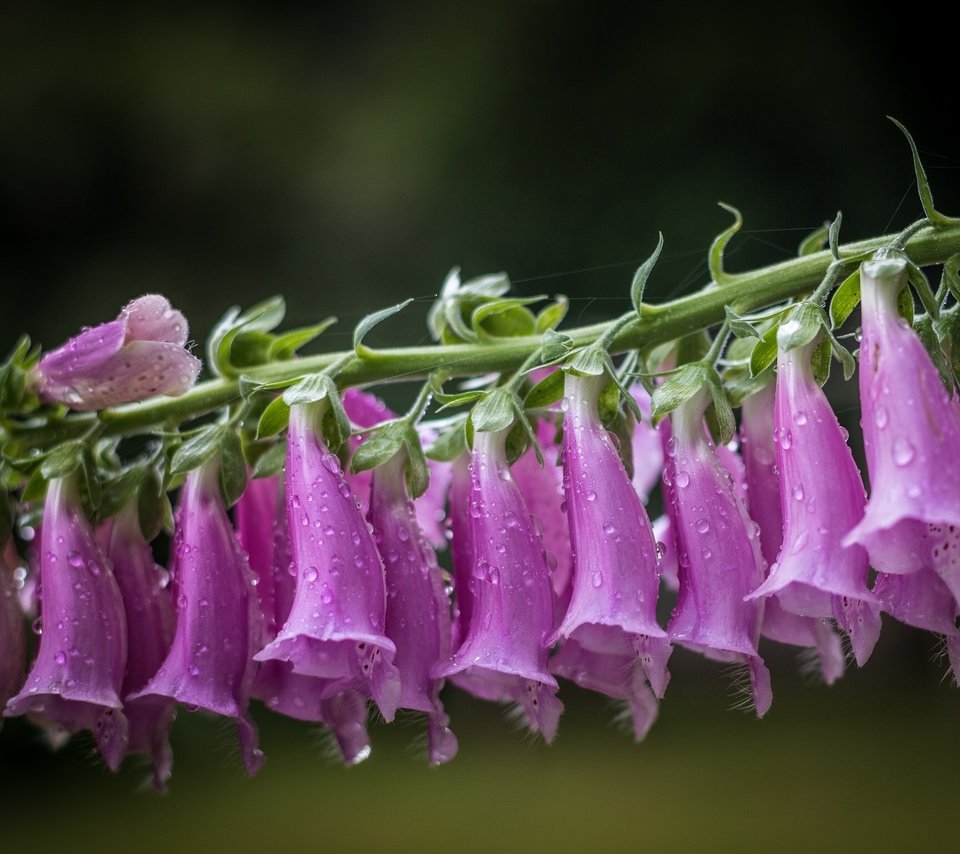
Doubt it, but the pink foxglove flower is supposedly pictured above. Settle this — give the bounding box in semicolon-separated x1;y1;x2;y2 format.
1;541;26;720
370;453;458;765
255;403;401;721
447;455;475;648
844;256;960;602
663;391;772;716
35;295;201;410
550;373;670;698
238;476;373;766
106;502;176;790
5;477;129;768
740;384;844;685
131;459;264;775
434;427;563;740
746;342;880;667
630;384;665;501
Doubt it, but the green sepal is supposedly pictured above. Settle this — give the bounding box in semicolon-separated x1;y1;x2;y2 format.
897;285;916;326
709;203;744;285
208;297;286;378
535;296;569;333
0;488;13;546
511;398;543;467
797;223;829;257
567;346;607;377
703;368;736;446
22;467;48;503
524;369;565;409
541;328;574;363
257;396;291;439
828;211;843;261
469;388;516;434
268;318;338;361
40;440;84;480
250;442;286;479
776;303;825;352
829;269;861;329
283;373;336;407
350;420;407;475
825;327;857;381
915;314;955;391
138;465;172;542
650;363;711;424
219;429;248;508
435;390;486;411
630;231;664;312
169;424;226;476
811;337;832;387
906;260;939;320
355;299;414;358
749;323;780;377
403;426;431;499
724;305;762;340
425;418;467;462
888;117;959;228
726;364;774;408
472;297;542;341
321;391;352;452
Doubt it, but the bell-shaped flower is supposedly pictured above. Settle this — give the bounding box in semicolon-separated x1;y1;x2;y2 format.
550;373;670;698
1;541;26;719
739;384;845;684
844;256;960;602
630;383;664;501
237;476;373;766
5;477;129;768
447;455;475;648
131;458;264;775
342;389;451;549
874;569;960;682
105;501;177;790
663;390;771;716
255;402;401;722
513;418;572;602
370;452;458;765
550;638;658;741
745;342;880;667
434;427;563;741
35;295;201;411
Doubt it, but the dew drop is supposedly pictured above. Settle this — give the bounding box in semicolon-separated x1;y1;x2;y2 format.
675;471;690;488
303;567;319;582
591;571;603;588
67;551;84;568
792;484;805;501
873;405;888;429
892;437;915;466
695;519;710;534
603;522;616;535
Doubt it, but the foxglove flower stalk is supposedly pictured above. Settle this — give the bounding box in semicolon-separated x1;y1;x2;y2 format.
739;384;845;685
105;501;176;790
238;476;373;766
434;427;563;740
131;458;264;775
255;402;401;721
370;452;458;765
744;341;880;668
663;391;771;715
550;373;671;698
845;256;960;602
1;541;26;719
34;294;201;410
5;477;129;768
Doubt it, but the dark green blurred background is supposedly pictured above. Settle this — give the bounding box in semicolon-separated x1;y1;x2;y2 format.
1;3;958;851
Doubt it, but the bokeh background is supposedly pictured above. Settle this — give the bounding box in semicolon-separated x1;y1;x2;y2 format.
1;3;958;851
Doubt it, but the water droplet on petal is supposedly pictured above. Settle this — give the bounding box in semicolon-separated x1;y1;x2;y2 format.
892;437;915;466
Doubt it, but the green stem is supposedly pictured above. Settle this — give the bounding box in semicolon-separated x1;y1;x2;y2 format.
33;223;960;440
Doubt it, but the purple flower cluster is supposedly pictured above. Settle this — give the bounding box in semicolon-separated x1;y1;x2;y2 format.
4;256;960;784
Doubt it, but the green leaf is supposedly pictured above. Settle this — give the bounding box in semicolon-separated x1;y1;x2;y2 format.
535;296;569;333
906;260;938;320
435;390;485;411
169;425;225;476
797;223;829;256
888;116;958;227
251;442;286;479
219;429;248;508
206;306;241;377
22;468;47;502
322;389;352;452
630;231;664;312
650;363;710;424
236;296;287;333
511;399;543;467
351;421;406;474
915;315;955;391
40;440;84;479
541;328;573;363
776;303;824;352
425;419;467;462
403;426;431;499
708;203;744;285
97;467;144;521
825;328;857;381
524;368;565;408
897;284;916;326
257;396;291;439
354;299;414;357
138;466;168;541
829;269;861;329
268;318;337;360
749;323;780;377
470;389;516;433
